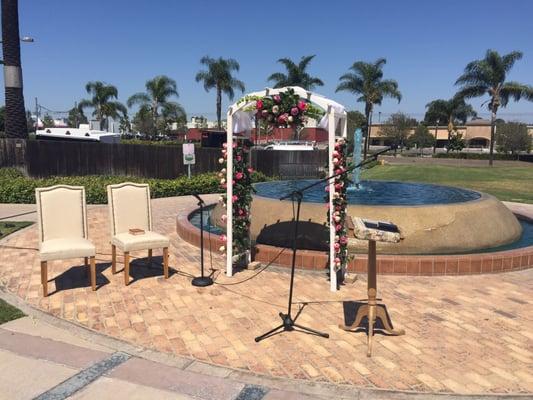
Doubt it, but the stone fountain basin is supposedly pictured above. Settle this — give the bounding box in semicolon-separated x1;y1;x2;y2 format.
212;187;522;255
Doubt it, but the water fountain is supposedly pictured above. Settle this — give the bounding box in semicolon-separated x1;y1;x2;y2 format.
347;128;363;191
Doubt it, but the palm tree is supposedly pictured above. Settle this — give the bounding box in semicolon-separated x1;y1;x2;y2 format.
336;58;401;159
268;55;324;90
127;75;185;135
78;81;127;131
195;56;245;129
2;0;27;138
455;50;533;165
424;96;477;153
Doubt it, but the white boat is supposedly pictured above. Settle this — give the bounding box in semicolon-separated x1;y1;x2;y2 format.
263;141;317;151
36;124;120;144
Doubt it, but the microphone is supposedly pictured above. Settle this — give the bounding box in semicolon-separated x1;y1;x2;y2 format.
371;145;396;158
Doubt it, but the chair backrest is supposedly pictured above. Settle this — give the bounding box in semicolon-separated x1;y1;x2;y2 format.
107;182;152;236
35;185;88;243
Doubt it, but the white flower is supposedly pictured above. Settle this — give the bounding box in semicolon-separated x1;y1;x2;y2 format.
218;158;225;164
219;246;225;252
288;116;294;122
221;168;226;173
220;178;226;184
333;158;339;164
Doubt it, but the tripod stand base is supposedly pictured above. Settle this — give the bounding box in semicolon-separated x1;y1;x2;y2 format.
255;312;329;342
191;276;213;287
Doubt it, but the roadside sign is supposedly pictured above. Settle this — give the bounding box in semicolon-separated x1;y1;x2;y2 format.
183;143;195;165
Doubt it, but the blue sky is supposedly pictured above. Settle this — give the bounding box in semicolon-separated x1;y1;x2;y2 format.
3;0;533;122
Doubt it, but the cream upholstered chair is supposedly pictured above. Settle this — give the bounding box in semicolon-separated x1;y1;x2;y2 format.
36;185;96;296
107;182;169;285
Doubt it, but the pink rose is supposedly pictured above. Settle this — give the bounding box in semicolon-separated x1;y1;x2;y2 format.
273;94;281;103
325;185;330;192
340;236;348;245
335;183;342;191
232;142;237;148
235;171;244;180
223;142;227;148
334;243;340;250
238;209;245;216
256;99;263;110
290;107;299;116
220;234;227;242
236;155;242;161
247;167;254;173
232;195;238;202
335;224;342;232
297;100;307;111
333;150;340;157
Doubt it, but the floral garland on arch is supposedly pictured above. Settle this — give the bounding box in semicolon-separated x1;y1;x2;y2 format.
218;140;255;260
239;87;324;129
325;137;350;271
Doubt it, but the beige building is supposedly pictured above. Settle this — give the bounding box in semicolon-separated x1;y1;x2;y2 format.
369;119;533;149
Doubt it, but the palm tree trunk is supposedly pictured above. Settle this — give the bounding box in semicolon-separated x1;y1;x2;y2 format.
489;110;496;166
2;0;28;139
363;107;372;160
216;86;222;129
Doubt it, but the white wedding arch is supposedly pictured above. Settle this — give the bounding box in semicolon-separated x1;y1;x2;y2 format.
225;86;348;291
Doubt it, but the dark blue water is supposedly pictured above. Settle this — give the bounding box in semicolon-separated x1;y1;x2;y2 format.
188;205;533;254
254;180;481;205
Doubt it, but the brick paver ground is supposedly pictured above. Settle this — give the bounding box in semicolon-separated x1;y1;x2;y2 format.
0;195;532;395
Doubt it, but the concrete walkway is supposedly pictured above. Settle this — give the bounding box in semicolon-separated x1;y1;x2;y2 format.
1;199;532;399
1;298;530;400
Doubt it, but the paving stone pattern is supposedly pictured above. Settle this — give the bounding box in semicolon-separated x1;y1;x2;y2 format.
0;196;532;395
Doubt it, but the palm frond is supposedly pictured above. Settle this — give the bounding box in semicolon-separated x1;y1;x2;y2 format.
127;92;150;108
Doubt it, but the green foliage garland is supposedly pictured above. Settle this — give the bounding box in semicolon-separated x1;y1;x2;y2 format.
218;141;255;259
325;138;350;271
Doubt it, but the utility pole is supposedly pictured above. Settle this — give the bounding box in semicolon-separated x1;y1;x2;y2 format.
34;97;39;131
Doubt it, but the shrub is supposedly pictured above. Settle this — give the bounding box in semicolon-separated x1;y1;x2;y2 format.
0;168;271;204
434;152;518;160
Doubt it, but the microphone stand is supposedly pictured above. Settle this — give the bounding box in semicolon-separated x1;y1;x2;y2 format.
255;146;394;343
191;194;214;287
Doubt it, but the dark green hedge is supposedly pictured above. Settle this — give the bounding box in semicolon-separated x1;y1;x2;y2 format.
0;168;270;204
434;152;520;160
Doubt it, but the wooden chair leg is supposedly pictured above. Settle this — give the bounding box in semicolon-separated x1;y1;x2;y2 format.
163;247;169;279
148;249;152;266
111;245;117;274
84;257;89;278
124;251;130;286
89;256;96;291
41;261;48;297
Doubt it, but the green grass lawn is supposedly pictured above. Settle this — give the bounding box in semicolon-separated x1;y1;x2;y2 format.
0;221;33;240
0;299;24;324
362;164;533;204
0;221;31;323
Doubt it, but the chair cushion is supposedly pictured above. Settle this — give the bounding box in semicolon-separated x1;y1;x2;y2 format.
40;238;96;261
111;231;170;252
